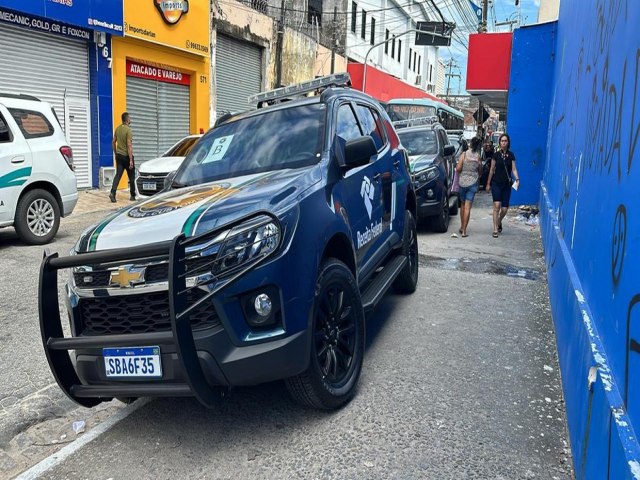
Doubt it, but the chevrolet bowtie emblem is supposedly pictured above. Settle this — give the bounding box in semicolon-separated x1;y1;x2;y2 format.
110;267;144;288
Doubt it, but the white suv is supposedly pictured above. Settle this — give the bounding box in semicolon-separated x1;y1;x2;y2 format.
0;94;77;244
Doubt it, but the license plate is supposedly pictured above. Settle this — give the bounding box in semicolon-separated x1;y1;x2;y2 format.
143;182;157;191
103;346;162;378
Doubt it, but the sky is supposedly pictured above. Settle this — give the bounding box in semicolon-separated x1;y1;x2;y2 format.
435;0;541;95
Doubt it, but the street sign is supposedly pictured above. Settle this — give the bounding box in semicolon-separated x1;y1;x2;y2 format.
415;21;454;47
473;107;490;123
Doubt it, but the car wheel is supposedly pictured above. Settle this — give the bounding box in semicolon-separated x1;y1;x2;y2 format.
449;195;459;216
431;194;450;233
286;259;365;410
393;210;419;294
14;189;60;245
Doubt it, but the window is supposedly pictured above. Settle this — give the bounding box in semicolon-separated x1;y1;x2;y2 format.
356;105;384;150
165;136;200;157
351;2;357;33
251;0;267;14
397;129;437;155
413;52;417;72
384;29;389;54
307;0;322;26
429;64;433;82
8;109;53;139
361;10;367;39
0;114;12;143
398;40;402;62
408;48;412;69
370;18;375;45
391;36;395;59
336;104;362;143
417;56;421;74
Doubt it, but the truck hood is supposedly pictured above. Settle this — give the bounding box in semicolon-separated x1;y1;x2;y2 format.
408;154;437;173
80;169;313;252
137;156;185;175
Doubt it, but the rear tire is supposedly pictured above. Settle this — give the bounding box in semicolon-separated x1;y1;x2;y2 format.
14;189;60;245
286;259;365;410
449;196;459;216
393;210;418;294
430;194;450;233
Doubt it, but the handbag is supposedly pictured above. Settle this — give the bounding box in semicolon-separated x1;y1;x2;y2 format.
452;168;460;193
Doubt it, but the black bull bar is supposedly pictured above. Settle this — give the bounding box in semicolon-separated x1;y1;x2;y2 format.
39;212;281;408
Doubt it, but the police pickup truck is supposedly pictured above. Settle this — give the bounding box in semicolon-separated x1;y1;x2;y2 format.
39;73;418;410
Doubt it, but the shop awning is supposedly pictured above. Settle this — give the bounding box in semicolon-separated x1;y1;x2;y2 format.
347;63;445;104
466;32;513;112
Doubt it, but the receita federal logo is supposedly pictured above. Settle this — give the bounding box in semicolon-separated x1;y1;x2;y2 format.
155;0;189;25
360;176;375;219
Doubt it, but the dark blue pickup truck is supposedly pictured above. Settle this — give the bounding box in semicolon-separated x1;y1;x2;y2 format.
39;74;418;410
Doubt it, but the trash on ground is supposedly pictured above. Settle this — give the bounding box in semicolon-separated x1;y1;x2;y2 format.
72;420;86;434
451;233;458;238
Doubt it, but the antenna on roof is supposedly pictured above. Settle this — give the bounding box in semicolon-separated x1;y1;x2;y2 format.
248;73;352;108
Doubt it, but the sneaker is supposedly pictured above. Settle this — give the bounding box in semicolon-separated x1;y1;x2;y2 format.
109;193;116;203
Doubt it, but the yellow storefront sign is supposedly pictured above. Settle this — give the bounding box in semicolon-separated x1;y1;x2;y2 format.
124;0;209;56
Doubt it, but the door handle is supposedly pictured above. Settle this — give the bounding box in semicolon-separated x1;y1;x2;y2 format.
11;156;25;164
393;160;401;168
373;173;381;181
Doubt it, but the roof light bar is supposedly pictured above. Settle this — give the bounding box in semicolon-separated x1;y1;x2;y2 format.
248;73;352;106
392;115;440;128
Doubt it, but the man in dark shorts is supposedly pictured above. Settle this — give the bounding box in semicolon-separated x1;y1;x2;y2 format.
110;112;136;202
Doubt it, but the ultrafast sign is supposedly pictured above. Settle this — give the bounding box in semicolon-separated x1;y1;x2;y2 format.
0;0;124;35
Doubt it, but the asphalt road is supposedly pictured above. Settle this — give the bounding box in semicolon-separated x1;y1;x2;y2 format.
2;193;573;479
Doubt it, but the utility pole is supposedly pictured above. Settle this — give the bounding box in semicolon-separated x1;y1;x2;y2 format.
330;6;337;74
274;0;286;87
476;0;489;138
444;58;460;102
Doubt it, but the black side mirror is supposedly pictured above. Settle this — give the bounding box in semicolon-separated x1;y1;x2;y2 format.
164;171;178;190
443;145;455;156
343;136;377;170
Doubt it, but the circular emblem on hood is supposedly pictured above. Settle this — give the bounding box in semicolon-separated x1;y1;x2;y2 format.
128;184;233;218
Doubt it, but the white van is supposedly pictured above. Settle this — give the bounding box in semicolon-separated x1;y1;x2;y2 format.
0;93;78;244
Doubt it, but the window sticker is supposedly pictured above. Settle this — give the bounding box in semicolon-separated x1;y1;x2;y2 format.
202;135;234;163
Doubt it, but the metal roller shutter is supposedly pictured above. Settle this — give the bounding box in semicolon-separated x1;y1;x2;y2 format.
0;23;91;187
216;35;263;117
126;77;190;165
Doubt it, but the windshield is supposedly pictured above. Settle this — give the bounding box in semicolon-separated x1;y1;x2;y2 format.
165;136;200;157
398;130;437;156
175;104;326;186
384;103;437;121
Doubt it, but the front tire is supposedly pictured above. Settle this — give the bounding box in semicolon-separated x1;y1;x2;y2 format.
430;194;450;233
14;189;60;245
393;210;418;294
286;259;365;410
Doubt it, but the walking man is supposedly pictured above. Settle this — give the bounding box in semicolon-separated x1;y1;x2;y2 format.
110;112;136;202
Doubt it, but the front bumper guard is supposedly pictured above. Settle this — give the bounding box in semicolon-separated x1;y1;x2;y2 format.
39;211;281;408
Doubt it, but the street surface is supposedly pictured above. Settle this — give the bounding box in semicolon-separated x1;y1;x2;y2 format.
1;191;573;479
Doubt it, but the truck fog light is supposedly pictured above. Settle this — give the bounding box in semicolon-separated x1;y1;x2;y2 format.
427;189;434;198
254;294;272;317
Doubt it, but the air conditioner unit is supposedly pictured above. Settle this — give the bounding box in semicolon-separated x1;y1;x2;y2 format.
100;167;116;188
415;75;422;85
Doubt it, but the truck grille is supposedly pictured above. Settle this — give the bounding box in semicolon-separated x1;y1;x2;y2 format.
79;288;220;335
136;172;168;196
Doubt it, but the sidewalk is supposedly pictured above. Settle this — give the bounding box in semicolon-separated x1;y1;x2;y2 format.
73;188;135;215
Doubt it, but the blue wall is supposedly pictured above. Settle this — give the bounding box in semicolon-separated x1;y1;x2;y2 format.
506;22;556;205
538;0;640;476
89;37;114;187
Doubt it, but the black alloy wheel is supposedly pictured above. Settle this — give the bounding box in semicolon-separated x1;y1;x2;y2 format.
393;210;419;294
431;193;450;233
286;259;365;410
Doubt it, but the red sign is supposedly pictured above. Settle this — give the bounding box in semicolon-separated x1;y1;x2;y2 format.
466;32;513;92
126;60;190;86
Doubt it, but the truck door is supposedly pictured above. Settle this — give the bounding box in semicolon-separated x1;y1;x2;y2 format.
0;106;33;224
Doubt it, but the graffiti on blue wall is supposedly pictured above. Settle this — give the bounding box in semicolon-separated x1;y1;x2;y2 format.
541;0;640;475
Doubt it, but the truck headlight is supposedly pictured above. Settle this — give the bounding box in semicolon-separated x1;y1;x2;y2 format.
413;166;439;186
214;218;281;275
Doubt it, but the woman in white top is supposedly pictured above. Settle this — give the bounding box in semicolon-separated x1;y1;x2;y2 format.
455;136;483;237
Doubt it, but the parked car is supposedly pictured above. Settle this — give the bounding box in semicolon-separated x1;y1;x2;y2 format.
397;122;458;232
38;73;418;411
135;134;202;197
0;93;77;244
